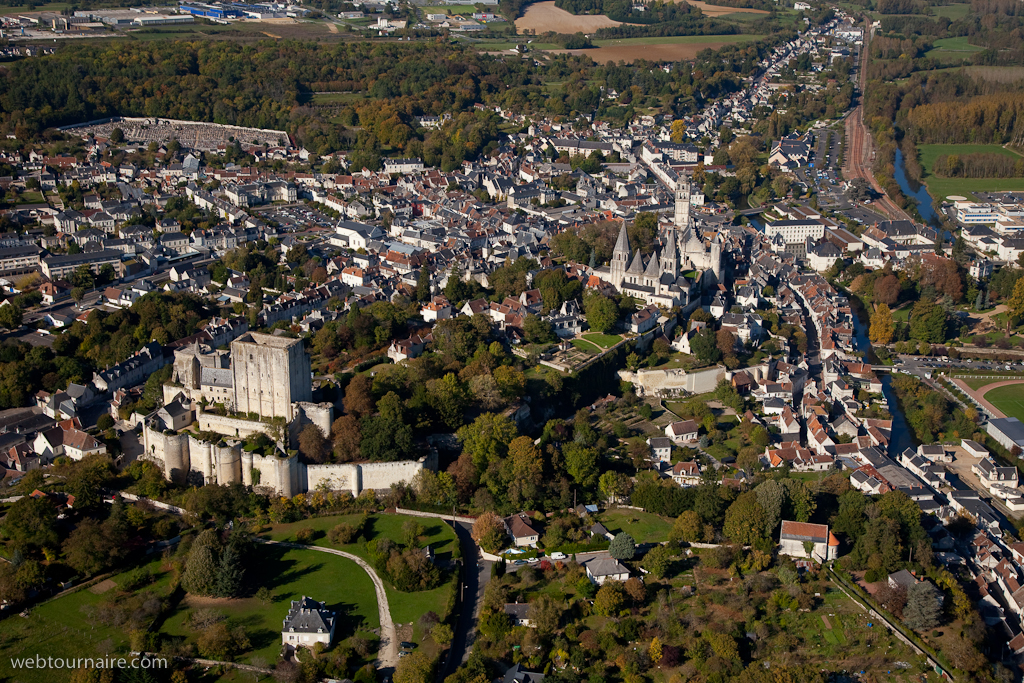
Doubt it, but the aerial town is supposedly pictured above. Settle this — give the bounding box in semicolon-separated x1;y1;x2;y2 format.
1;1;1024;682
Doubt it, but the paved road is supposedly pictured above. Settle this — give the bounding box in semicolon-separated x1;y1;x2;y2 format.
258;539;399;671
445;521;488;676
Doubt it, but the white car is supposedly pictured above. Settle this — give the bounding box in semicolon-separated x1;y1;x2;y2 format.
549;552;566;560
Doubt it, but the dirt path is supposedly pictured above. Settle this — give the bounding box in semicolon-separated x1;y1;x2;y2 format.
952;378;1024;418
326;21;338;33
259;540;398;670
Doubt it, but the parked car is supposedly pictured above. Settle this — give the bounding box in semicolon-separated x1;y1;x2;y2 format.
549;552;567;560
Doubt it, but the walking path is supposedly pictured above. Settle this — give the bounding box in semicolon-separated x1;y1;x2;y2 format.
258;539;398;670
951;378;1024;419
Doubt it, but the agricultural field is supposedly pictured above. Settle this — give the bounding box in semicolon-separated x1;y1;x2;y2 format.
549;34;763;64
515;2;623;33
668;0;768;15
131;19;333;42
983;383;1024;422
917;143;1024;200
598;508;673;543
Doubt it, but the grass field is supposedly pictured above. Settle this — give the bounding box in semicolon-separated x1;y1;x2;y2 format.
422;4;477;13
932;3;970;19
599;508;673;543
162;543;381;666
926;36;985;61
582;333;621;348
571;339;601;354
984;383;1024;422
0;545;384;680
0;2;68;14
917;143;1024;200
309;92;366;105
260;513;458;625
0;556;171;683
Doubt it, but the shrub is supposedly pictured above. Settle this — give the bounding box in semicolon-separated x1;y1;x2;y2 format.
295;527;318;544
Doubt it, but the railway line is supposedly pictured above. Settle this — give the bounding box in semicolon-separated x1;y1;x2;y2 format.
842;21;912;223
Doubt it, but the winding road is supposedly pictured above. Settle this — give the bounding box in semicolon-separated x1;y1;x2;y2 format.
258;539;399;671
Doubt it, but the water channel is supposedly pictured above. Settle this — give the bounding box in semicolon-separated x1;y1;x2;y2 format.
893;148;940;227
848;296;914;455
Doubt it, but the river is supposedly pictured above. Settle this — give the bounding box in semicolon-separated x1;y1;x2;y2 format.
847;295;914;456
893;148;940;228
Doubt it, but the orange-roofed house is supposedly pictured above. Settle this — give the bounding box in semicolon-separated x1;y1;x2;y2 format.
778;520;839;561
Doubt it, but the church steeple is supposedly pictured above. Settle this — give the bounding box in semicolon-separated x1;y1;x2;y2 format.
610;219;631;285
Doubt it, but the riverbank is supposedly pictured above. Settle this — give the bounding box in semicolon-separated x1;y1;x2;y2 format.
844;286;915;454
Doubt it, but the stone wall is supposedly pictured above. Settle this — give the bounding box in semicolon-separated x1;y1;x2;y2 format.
197;412;274;439
618;364;725;397
289;402;334;444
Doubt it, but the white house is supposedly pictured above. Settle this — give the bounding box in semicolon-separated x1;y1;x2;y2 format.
582;556;630;585
778;520;839;561
647;436;672;462
505;513;541;547
282;596;336;648
665;420;699;444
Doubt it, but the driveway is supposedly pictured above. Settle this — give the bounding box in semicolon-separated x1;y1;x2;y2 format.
258;539;398;670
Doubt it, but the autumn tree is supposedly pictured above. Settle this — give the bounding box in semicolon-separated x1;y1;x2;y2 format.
298;423;330;464
343;374;376;417
593;580;625;616
870;303;895;345
873;273;900;306
471;511;506;553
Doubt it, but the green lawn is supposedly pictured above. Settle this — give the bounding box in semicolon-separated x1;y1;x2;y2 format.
422;4;477;13
162;543;381;666
0;2;68;13
309;92;366;105
891;305;912;323
917;143;1024;200
962;376;1024;391
0;556;173;683
932;3;970;19
598;508;672;543
984;383;1024;422
260;513;458;625
926;36;985;61
571;339;601;354
582;333;621;349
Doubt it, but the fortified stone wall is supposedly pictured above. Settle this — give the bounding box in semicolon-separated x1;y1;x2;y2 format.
197;412;275;440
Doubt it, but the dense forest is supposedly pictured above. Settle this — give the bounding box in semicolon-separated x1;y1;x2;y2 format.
0;36;798;158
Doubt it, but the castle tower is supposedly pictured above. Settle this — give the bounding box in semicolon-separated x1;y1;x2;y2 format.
674;175;691;228
610;219;631;285
230;332;312;421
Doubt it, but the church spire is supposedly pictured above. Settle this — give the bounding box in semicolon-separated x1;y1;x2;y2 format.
613;219;630;257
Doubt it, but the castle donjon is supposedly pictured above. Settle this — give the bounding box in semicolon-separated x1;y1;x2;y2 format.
598;174;721;309
142;332;434;498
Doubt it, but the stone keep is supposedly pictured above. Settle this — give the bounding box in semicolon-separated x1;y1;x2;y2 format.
230;332;311;420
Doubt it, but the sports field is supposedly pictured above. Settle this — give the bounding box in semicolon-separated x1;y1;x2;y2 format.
984;384;1024;422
